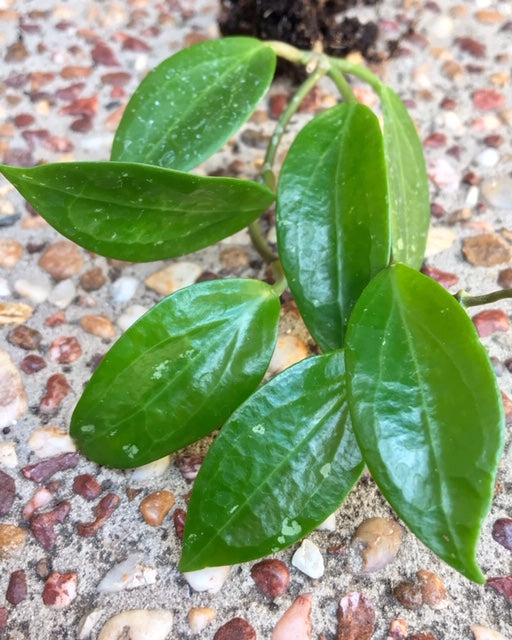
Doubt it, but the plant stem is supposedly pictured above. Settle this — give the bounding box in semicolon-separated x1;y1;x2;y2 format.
327;65;357;103
328;56;383;93
248;220;279;264
270;261;288;296
455;289;512;308
267;40;313;66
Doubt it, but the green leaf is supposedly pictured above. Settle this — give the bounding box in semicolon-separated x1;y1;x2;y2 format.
378;86;430;269
180;351;365;571
111;37;276;171
70;279;280;468
0;162;275;261
345;264;504;582
276;102;390;352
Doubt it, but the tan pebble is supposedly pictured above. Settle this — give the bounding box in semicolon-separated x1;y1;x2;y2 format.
491;73;510;88
449;4;467;17
145;262;202;296
188;607;216;633
98;610;173;640
0;238;21;269
417;570;448;609
337;592;375;640
271;593;312;640
21;215;48;229
39;241;83;280
105;105;126;131
0;349;27;428
0;302;33;326
424;227;456;258
441;60;464;81
462;234;512;267
393;581;422;608
140;491;175;526
220;247;250;272
475;10;504;24
28;426;76;458
500;109;512;127
267;335;309;377
0;524;27;558
471;624;509;640
80;314;116;339
350;517;403;573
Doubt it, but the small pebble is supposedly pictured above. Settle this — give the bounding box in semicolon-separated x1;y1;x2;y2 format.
0;349;27;428
0;525;27;558
0;469;15;515
92;42;120;66
492;518;512;550
30;501;71;550
472;309;510;337
188;607;216;633
267;335;309;377
272;593;312;640
140;490;175;526
393;581;423;608
0;302;34;325
28;426;76;458
117;304;147;331
43;572;77;608
292;539;324;579
387;618;408;639
251;559;290;599
76;493;120;537
428;157;460;192
337;592;375;640
481;176;512;209
215;617;256;640
80;266;106;291
73;474;102;500
462;234;512;266
473;89;506;111
45;310;67;327
0;238;22;267
49;336;82;363
424;227;456;258
22;452;78;483
476;148;500;168
14;276;51;303
7;325;42;350
472;624;509;640
173;508;186;540
145;262;202;296
487;576;512;603
39;373;69;414
220;247;250;272
348;518;404;573
421;266;459;289
38;241;83;280
6;570;27;605
22;487;54;520
316;512;336;532
128;455;171;483
110;276;139;303
417;570;448;608
97;553;156;593
182;566;230;593
0;278;10;296
48;279;76;309
0;442;18;468
176;454;204;481
77;609;105;640
80;314;116;338
98;610;173;640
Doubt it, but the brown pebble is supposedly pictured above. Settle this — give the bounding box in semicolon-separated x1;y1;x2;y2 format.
421;266;459;289
71;116;93;133
30;501;71;550
409;635;436;640
498;268;512;289
173;508;186;540
393;581;423;608
80;266;106;291
387;618;408;639
424;132;446;148
36;557;51;579
49;336;82;363
122;35;150;51
22;452;78;483
176;455;204;480
7;325;42;350
76;493;120;537
269;94;288;119
39;241;83;280
476;9;505;24
214;617;256;640
0;525;27;559
125;487;141;501
6;570;27;605
0;470;15;516
80;314;116;339
462;234;512;266
350;517;404;573
39;373;69;414
455;37;486;58
472;309;510;338
61;66;92;79
5;41;29;62
73;474;102;500
0;238;22;267
60;96;98;117
251;559;290;599
14;113;35;127
485;134;504;148
337;592;375;640
55;82;86;101
91;42;120;66
139;490;175;526
20;354;47;374
101;71;131;86
220;247;250;273
492;518;512;550
487;576;512;603
417;570;448;608
43;572;77;608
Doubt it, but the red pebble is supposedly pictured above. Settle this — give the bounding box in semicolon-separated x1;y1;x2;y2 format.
173;508;186;540
20;354;47;374
39;373;70;414
487;576;512;603
0;608;7;629
214;618;256;640
49;337;82;363
30;501;72;550
455;37;486;58
472;309;510;338
472;89;505;111
76;493;120;536
492;518;512;551
43;572;77;608
0;470;15;516
101;71;131;86
59;96;98;117
423;132;447;148
6;570;27;605
14;113;35;127
22;452;78;483
421;266;459;289
42;136;74;152
55;82;86;101
91;42;120;66
71;116;93;133
44;311;66;327
73;474;102;500
251;559;290;599
122;36;150;52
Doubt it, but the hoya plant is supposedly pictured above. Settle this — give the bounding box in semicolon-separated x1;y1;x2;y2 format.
0;37;505;583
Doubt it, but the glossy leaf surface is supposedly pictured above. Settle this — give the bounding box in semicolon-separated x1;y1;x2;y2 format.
112;37;276;171
379;86;430;269
276;102;390;352
0;162;274;261
71;279;280;468
180;351;365;571
345;264;504;582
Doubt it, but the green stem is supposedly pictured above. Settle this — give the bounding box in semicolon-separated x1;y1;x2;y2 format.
328;56;383;93
455;289;512;308
266;40;313;66
270;261;288;296
248;220;278;264
327;65;357;103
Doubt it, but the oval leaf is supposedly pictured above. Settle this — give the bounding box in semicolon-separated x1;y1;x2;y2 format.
379;86;430;269
71;279;280;468
345;264;504;582
180;351;365;571
111;37;276;170
276;102;390;352
0;162;274;261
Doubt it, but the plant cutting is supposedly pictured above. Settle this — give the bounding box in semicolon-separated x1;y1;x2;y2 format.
0;36;506;583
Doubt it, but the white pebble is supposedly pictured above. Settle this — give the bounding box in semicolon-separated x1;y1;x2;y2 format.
117;304;148;331
428;157;460;193
465;185;480;208
48;279;76;309
316;512;336;532
98;610;173;640
182;566;230;593
429;15;454;39
187;607;216;633
0;277;10;296
441;111;465;135
28;426;76;458
292;539;325;579
97;554;156;593
77;609;105;640
481;176;512;209
471;625;509;640
14;275;51;303
145;262;202;296
476;148;500;168
424;226;456;258
110;276;139;303
127;455;171;483
221;229;251;245
0;442;18;468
